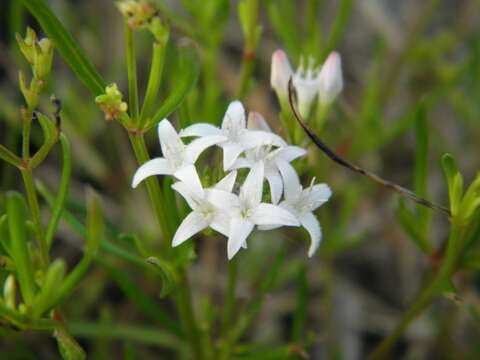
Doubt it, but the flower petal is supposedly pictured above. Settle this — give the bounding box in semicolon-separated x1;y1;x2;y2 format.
318;51;343;105
266;170;283;204
239;130;286;149
158;119;184;157
221;101;246;133
222;142;245;171
227;217;254;260
172;211;209;247
240;161;264;207
277;160;302;201
180;123;222;137
247;112;272;132
251;203;299;226
299;212;322;257
276;146;307;163
185;135;227;163
230;157;254;170
210;211;230;237
214;170;237;192
174;165;204;196
171;181;199;210
206;189;241;212
305;183;332;211
132;158;172;188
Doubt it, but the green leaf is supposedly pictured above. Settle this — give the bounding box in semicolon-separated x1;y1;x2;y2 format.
441;153;463;216
146;45;199;129
20;0;106;96
85;189;103;257
396;199;432;254
32;259;66;318
54;326;86;360
6;191;36;305
0;214;12;256
146;256;178;298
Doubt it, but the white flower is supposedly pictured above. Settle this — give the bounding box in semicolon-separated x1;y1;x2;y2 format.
275;160;332;257
170;170;237;246
247;111;274;132
231;146;306;204
318;52;343;106
132;119;226;193
208;162;300;259
180;101;284;171
270;49;344;117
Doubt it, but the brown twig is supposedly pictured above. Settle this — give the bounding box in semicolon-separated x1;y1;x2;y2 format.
287;79;451;218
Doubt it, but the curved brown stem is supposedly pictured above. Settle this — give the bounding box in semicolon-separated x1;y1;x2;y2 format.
287;79;451;218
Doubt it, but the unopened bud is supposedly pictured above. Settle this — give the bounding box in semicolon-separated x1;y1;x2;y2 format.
318;51;343;106
3;275;16;309
247;112;272;132
34;38;54;79
95;83;128;121
16;28;37;64
117;0;156;30
270;49;293;103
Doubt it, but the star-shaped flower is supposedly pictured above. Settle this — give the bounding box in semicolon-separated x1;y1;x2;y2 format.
132;119;226;193
180;101;285;171
208;162;300;259
275;160;332;257
171;170;237;246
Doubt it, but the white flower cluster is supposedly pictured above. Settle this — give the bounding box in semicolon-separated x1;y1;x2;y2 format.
132;101;331;260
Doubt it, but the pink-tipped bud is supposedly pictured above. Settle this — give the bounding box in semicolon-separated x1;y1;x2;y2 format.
247;111;272;132
270;49;293;102
318;52;343;105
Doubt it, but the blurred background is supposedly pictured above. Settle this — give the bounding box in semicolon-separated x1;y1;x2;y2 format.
1;0;480;358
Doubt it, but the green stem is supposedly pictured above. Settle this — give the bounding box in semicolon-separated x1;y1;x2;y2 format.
22;112;32;159
125;23;139;122
368;225;464;359
21;168;48;268
140;41;166;126
221;257;238;332
175;273;205;360
0;144;21;167
235;51;255;99
45;134;71;249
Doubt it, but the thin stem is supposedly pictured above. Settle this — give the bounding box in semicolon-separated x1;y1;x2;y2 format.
235;50;256;99
140;41;166;126
287;80;451;217
22;111;32;159
21;168;48;268
0;144;21;167
368;225;463;359
221;256;238;332
125;23;139;122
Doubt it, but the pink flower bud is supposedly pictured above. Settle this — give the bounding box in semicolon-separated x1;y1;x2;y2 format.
318;52;343;105
247;112;272;132
270;49;293;102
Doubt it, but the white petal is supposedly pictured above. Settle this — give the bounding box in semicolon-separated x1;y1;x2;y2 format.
277;160;302;201
257;224;281;231
276;146;307;163
305;183;332;211
266;171;283;204
299;212;322;257
318;51;343;105
239;130;286;149
158;119;184;157
247;112;272;132
172;211;208;247
132;158;172;188
271;49;294;101
222;142;245;171
251;203;299;226
227;217;254;260
206;189;241;212
240;161;264;207
214;171;237;192
185;135;226;163
171;181;199;210
180;123;222;137
221;101;246;133
174;165;204;196
230;157;254;170
293;75;318;118
210;211;230;237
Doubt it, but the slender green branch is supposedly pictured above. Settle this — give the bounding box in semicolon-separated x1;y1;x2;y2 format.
221;257;238;332
45;134;71;249
125;23;139;122
140;41;166;126
21;168;48;268
0;144;21;167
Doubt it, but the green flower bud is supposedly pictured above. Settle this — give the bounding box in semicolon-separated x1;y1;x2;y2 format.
95;83;128;121
3;275;16;310
116;0;156;30
148;17;169;45
34;38;54;79
16;27;37;64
